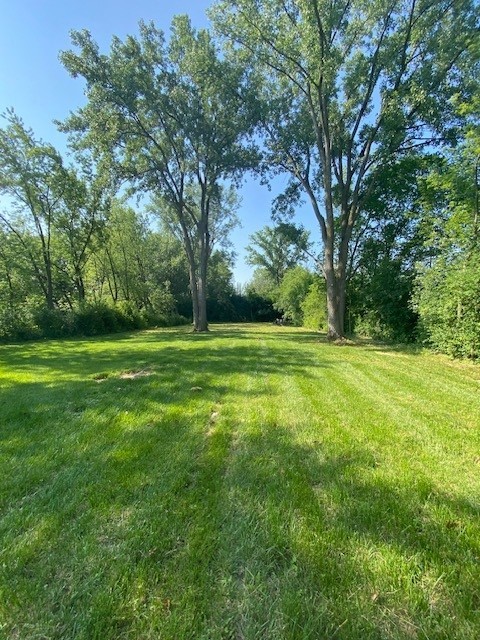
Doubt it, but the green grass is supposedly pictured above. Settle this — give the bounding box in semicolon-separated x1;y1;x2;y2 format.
0;323;479;640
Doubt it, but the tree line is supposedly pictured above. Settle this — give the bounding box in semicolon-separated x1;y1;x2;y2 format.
1;0;479;357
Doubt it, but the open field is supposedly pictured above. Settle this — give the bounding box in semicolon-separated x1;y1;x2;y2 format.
0;323;479;639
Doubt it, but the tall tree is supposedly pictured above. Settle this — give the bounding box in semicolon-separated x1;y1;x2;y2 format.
61;16;258;331
212;0;479;338
246;222;312;286
0;226;33;308
90;203;152;307
0;111;108;310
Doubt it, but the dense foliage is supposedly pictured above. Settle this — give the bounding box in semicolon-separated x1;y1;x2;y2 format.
0;115;238;340
414;119;480;358
212;0;479;339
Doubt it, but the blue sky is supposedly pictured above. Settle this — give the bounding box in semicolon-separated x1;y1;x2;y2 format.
0;0;318;285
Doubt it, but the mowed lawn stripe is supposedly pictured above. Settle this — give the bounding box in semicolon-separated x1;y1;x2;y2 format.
286;340;479;638
212;330;479;639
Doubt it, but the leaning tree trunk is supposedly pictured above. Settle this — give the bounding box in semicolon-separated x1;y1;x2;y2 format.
44;256;55;310
74;266;86;303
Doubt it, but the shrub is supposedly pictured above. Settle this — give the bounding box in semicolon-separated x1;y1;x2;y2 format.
301;280;327;331
116;301;148;330
414;252;480;358
0;303;39;341
34;307;75;338
347;259;418;342
73;303;122;336
275;267;314;326
0;298;190;343
150;312;190;327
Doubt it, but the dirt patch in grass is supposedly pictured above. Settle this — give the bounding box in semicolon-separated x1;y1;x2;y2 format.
119;369;153;380
92;372;109;382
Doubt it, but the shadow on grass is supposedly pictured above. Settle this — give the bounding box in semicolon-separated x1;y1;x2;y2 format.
200;324;426;356
0;324;425;384
0;333;325;388
5;409;477;638
1;325;474;639
0;328;325;509
220;420;480;639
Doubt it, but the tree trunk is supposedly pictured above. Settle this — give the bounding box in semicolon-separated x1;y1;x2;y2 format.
189;264;201;331
324;235;347;340
196;279;208;331
104;246;119;302
177;195;210;332
194;230;209;332
323;198;354;340
196;259;209;332
75;267;86;303
45;259;55;310
325;265;345;340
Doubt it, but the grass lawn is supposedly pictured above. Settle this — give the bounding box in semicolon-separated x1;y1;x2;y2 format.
0;323;479;639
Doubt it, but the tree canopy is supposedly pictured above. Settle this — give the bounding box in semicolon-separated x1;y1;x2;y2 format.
246;222;312;286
